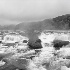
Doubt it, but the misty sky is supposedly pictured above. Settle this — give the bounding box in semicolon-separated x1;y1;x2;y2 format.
0;0;70;25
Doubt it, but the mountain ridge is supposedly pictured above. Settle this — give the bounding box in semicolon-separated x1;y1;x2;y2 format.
0;14;70;31
0;14;70;41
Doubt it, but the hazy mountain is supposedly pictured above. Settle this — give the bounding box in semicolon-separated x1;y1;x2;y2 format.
14;14;70;31
0;14;70;41
1;14;70;31
0;24;16;30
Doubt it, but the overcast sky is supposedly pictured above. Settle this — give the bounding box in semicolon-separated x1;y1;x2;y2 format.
0;0;70;25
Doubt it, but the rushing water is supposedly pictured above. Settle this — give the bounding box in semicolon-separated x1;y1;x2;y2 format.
0;30;70;70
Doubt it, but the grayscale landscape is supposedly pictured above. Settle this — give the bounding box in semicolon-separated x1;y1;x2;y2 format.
0;0;70;70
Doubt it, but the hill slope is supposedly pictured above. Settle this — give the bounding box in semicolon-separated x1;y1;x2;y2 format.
0;14;70;42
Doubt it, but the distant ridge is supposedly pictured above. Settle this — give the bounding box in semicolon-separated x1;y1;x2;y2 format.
0;14;70;42
0;14;70;31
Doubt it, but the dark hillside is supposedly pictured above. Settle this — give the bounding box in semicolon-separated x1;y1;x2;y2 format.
53;14;70;30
